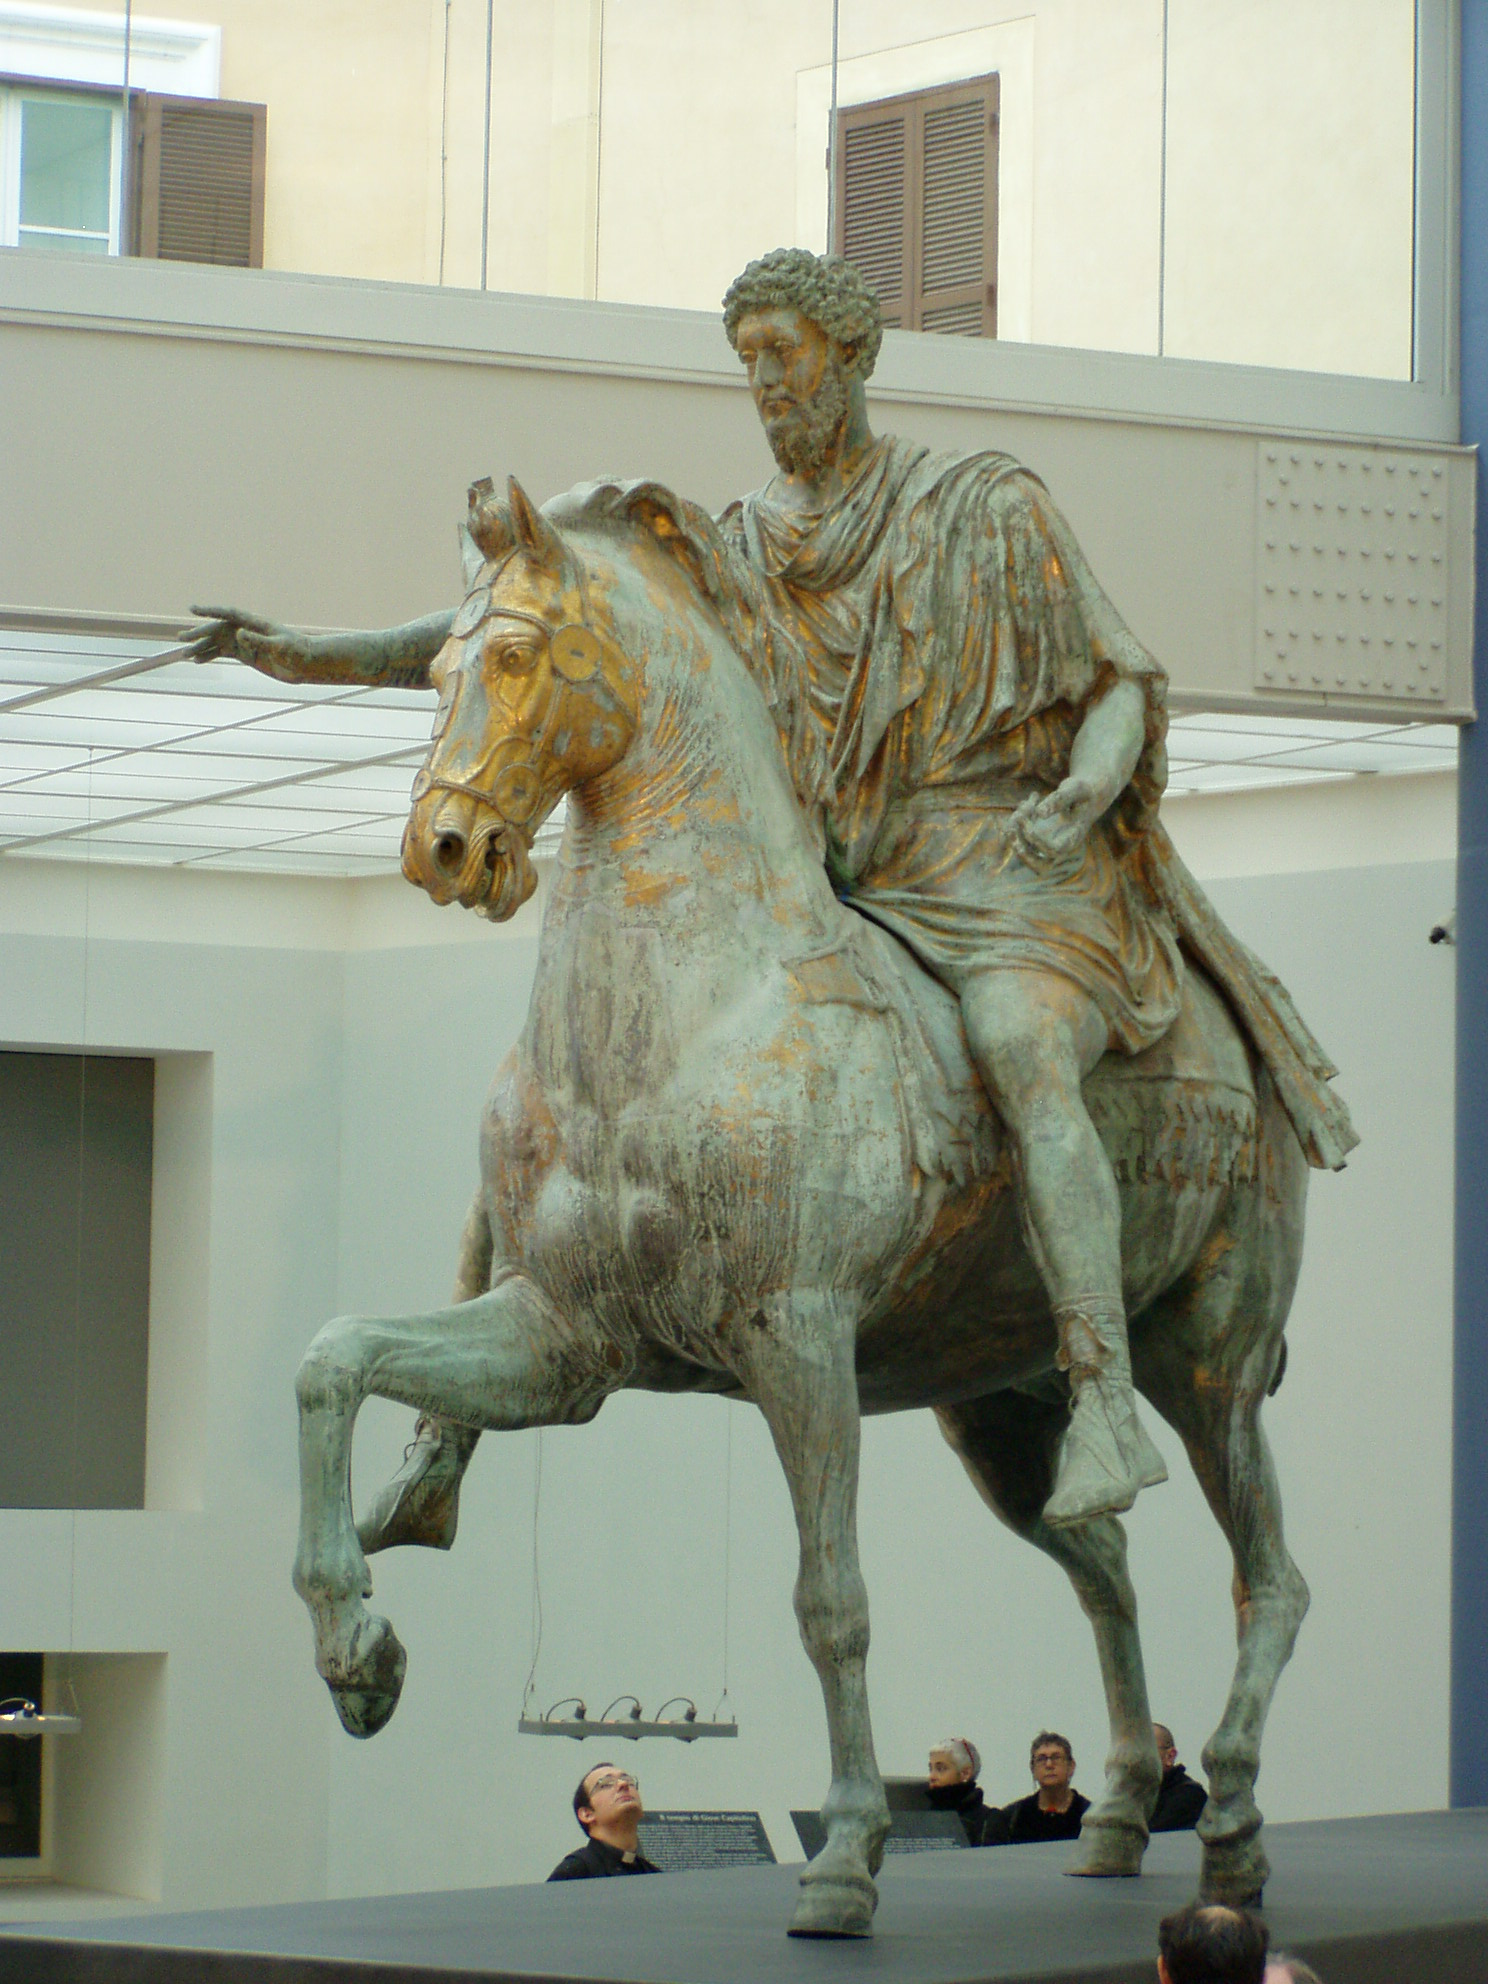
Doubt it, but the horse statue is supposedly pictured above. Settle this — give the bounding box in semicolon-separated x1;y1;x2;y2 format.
291;474;1314;1938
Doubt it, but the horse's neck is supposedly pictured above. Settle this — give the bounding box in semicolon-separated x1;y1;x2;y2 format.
556;537;837;946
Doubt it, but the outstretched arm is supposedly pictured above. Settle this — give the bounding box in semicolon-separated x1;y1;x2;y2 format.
184;607;455;690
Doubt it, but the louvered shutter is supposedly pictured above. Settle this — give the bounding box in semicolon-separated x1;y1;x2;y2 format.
836;75;998;338
840;110;909;329
130;93;266;267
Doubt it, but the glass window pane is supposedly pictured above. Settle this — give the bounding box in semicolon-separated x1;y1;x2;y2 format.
18;228;110;254
19;98;113;235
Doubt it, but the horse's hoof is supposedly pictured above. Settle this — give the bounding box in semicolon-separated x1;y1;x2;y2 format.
1068;1819;1147;1877
1199;1836;1269;1906
324;1615;406;1738
788;1877;876;1939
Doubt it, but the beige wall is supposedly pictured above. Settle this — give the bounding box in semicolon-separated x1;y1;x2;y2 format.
70;0;1418;374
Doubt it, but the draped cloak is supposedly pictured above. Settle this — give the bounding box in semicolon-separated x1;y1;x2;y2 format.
613;440;1357;1170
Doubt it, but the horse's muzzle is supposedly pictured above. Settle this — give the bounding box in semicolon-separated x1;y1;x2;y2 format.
402;795;536;921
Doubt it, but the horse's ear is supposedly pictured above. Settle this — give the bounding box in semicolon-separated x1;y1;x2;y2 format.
466;476;513;568
507;476;571;573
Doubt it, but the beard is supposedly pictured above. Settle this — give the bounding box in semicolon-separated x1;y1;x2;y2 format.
763;362;850;477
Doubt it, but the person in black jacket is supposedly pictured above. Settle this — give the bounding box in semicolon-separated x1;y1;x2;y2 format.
1151;1723;1208;1832
925;1737;1007;1846
547;1763;662;1881
1002;1731;1090;1844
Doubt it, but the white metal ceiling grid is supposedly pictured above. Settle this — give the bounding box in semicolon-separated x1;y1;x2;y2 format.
0;633;1459;876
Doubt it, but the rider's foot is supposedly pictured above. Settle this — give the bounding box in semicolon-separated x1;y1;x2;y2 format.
356;1415;478;1555
1042;1305;1167;1528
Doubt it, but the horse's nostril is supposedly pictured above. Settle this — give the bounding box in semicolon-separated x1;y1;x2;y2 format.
434;831;465;871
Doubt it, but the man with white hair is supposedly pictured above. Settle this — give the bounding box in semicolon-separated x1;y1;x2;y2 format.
925;1737;1005;1846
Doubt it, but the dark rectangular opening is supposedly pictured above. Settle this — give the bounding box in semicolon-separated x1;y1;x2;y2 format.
0;1654;44;1859
0;1052;154;1510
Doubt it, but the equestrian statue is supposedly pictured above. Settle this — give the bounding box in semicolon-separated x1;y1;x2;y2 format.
190;249;1355;1938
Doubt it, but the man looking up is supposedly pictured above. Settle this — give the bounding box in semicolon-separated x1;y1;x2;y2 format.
1002;1732;1090;1844
547;1764;661;1881
720;247;1355;1527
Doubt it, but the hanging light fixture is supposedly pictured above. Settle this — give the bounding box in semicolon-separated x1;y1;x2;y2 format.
0;1698;81;1739
518;1695;736;1742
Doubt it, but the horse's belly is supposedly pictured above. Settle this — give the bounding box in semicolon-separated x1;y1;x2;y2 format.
853;1158;1244;1414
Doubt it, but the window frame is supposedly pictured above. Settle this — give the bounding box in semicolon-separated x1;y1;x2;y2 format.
0;78;124;256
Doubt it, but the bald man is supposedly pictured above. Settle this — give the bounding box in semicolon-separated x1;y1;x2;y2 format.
1157;1903;1268;1984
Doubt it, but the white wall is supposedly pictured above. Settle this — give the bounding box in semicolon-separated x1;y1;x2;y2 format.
0;766;1455;1909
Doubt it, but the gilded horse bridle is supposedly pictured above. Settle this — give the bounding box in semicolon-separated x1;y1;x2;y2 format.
411;581;611;843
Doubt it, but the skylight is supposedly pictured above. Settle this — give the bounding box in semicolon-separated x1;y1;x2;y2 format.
0;629;1458;876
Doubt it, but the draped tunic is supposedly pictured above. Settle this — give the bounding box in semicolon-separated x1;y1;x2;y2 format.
701;436;1358;1169
718;438;1183;1055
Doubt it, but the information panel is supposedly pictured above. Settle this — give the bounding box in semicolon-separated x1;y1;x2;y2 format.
791;1809;970;1858
637;1810;776;1873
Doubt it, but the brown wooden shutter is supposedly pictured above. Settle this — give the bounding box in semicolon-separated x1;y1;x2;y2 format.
836;74;998;338
131;93;266;267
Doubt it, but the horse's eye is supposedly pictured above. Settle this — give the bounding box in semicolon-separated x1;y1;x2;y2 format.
497;640;540;674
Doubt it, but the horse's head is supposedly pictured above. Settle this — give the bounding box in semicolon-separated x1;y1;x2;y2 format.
402;476;640;919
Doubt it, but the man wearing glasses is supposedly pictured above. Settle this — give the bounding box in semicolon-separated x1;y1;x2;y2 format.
547;1764;662;1881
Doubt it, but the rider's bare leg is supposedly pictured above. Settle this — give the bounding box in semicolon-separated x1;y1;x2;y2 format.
959;967;1167;1527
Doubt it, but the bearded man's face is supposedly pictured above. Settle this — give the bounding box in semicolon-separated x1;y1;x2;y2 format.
733;306;852;477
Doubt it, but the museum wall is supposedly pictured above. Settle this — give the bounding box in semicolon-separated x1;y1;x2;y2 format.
0;771;1455;1909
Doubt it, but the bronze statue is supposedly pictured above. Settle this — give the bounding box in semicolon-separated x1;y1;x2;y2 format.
189;250;1355;1938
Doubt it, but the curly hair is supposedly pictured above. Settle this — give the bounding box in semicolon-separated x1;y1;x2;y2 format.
722;248;883;377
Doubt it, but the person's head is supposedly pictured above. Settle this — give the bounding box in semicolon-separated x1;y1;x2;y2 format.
1157;1903;1269;1984
1030;1731;1075;1793
927;1737;980;1788
1154;1722;1178;1770
1264;1959;1322;1984
722;249;882;477
573;1762;642;1837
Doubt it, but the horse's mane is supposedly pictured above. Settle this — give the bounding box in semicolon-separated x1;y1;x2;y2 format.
539;478;834;814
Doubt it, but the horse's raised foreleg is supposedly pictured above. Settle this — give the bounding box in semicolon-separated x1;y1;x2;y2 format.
741;1291;887;1938
938;1387;1160;1876
356;1192;493;1556
294;1265;620;1739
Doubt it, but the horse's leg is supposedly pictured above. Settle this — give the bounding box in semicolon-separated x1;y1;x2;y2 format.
294;1264;618;1739
1136;1174;1309;1904
938;1387;1160;1876
741;1291;887;1938
357;1191;492;1555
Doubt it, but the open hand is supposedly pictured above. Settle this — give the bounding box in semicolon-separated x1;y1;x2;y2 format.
1009;778;1099;868
182;605;311;683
